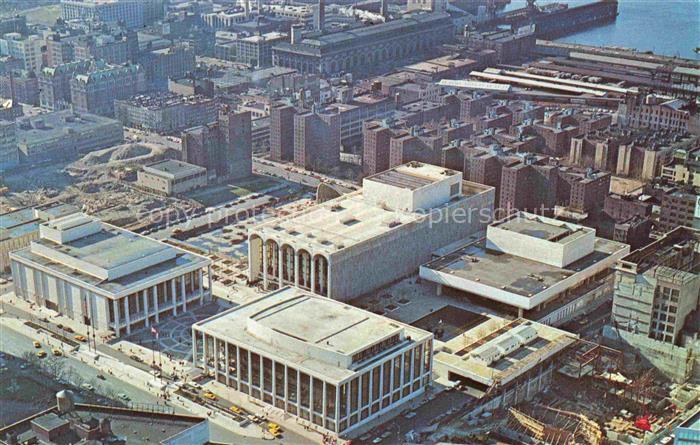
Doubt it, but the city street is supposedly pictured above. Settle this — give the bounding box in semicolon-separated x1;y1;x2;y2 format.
0;304;284;443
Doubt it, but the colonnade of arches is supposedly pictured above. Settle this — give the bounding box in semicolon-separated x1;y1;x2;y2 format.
250;235;329;297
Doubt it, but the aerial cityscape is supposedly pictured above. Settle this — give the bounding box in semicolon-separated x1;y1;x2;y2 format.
0;0;698;444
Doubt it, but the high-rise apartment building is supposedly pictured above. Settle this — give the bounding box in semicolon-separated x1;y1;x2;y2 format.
182;108;252;182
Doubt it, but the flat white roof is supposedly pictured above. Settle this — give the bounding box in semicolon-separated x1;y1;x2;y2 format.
11;216;210;297
420;236;629;309
251;164;491;255
435;316;577;387
194;287;431;382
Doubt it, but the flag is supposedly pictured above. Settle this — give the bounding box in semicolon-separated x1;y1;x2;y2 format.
151;326;159;338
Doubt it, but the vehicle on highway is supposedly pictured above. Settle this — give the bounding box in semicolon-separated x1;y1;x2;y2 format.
74;335;86;342
117;393;130;401
33;341;41;348
81;383;94;391
96;374;106;380
52;349;62;356
63;326;74;333
36;350;47;358
203;391;217;400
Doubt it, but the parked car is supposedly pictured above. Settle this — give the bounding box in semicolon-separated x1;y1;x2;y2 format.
80;383;94;391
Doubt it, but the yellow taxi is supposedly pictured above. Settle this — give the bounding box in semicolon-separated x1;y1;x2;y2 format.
74;335;86;342
33;341;41;348
36;350;47;358
202;391;217;401
52;348;62;357
229;405;243;414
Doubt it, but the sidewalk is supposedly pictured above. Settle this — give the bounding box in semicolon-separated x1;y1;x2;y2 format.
0;315;268;441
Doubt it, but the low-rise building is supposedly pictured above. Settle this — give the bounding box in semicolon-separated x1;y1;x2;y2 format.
658;186;700;233
137;159;207;196
114;93;218;134
248;162;495;301
192;287;433;436
10;213;212;336
15;110;124;164
433;314;576;413
420;212;630;325
1;203;79;271
0;391;210;445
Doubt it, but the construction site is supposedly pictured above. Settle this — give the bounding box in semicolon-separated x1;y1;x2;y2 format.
427;337;699;445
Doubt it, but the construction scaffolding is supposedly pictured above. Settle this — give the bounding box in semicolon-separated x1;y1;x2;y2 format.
507;404;604;445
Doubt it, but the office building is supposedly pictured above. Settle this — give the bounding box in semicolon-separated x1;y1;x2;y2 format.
60;0;145;29
181;108;252;182
192;287;433;435
15;109;124;164
420;212;630;325
609;227;700;382
137;160;207;196
0;33;44;73
619;94;700;134
73;30;139;65
269;101;295;162
216;32;287;68
10;213;212;336
70;63;146;116
114;93;218;134
0;69;40;105
272;13;453;76
248;162;495;301
659;187;699;233
140;44;196;90
293;108;341;171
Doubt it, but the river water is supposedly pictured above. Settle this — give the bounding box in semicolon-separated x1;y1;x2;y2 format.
504;0;700;59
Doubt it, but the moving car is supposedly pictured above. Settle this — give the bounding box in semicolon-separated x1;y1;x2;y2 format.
81;383;94;391
33;341;41;348
52;349;62;356
74;335;86;342
229;405;243;414
36;350;47;358
203;391;217;400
